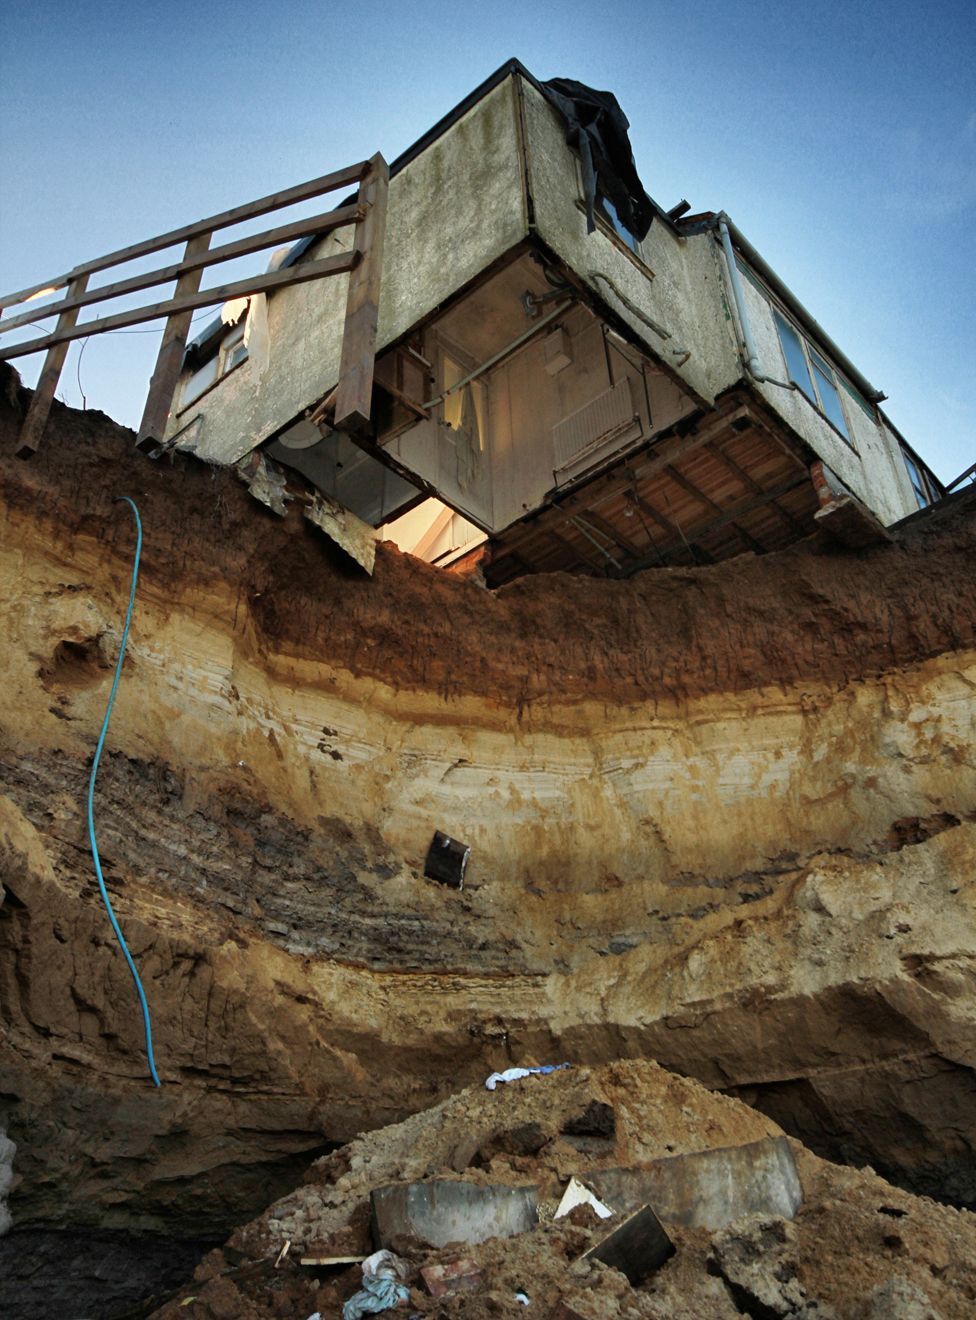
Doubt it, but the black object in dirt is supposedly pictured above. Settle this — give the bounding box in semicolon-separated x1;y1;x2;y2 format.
424;831;471;889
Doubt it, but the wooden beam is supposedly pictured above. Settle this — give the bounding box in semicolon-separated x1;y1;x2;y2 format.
0;205;363;336
663;464;766;553
15;273;89;459
548;524;602;571
705;440;803;532
625;489;713;562
666;473;808;547
0;160;370;311
136;232;212;451
576;507;643;559
334;153;389;432
569;516;622;568
0;250;358;360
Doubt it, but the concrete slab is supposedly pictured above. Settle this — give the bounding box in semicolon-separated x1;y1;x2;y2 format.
588;1135;802;1230
370;1179;537;1249
581;1203;675;1285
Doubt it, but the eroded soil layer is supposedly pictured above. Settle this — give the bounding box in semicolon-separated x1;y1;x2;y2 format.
1;373;974;1250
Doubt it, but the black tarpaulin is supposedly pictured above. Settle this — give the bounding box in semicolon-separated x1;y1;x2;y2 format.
541;78;654;242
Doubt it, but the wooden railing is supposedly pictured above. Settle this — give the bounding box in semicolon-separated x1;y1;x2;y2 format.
0;153;388;457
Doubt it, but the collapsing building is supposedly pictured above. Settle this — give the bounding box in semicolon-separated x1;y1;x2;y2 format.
162;61;943;581
0;60;944;582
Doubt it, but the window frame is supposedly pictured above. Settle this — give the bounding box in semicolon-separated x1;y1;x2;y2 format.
772;308;856;449
573;161;656;277
176;320;249;414
901;447;940;509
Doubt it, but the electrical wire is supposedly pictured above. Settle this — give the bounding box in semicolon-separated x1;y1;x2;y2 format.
86;496;161;1088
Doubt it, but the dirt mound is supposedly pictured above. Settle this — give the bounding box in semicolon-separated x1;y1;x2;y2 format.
148;1060;976;1320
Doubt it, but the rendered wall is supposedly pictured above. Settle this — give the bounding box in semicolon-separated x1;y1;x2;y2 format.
520;78;740;409
521;75;923;527
167;77;529;465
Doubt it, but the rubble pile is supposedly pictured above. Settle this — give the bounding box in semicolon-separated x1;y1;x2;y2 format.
151;1061;976;1319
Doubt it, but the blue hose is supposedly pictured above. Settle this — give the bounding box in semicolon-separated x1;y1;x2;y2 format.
86;495;161;1088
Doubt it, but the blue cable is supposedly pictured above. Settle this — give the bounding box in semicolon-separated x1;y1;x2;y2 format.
86;495;161;1088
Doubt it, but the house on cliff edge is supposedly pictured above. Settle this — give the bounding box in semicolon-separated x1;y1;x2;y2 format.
158;60;943;583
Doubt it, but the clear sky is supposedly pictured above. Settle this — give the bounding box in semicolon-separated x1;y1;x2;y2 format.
1;0;973;484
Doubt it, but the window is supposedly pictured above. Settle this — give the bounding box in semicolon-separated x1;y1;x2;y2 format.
773;310;852;443
901;448;940;509
179;322;248;410
596;196;640;255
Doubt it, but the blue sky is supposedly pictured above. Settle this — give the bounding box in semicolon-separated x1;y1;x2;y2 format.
1;0;973;483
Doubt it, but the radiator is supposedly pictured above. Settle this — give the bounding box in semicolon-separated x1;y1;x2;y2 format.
552;377;639;473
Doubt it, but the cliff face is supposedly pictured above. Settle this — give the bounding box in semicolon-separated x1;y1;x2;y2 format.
0;370;974;1257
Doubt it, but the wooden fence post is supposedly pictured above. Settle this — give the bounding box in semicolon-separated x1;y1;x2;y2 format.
16;273;89;458
333;153;388;433
136;231;212;451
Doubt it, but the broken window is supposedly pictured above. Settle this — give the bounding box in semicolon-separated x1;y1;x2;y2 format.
179;322;248;410
596;194;641;255
773;311;852;445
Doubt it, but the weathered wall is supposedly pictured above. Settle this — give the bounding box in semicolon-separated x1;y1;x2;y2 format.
1;383;974;1239
522;78;740;408
168;77;528;465
522;74;924;527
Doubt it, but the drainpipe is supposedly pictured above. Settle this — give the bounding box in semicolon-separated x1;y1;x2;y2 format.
717;214;792;390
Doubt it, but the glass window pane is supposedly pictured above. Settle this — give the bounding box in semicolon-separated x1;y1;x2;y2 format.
774;312;814;401
902;452;930;508
811;364;849;439
600;197;639;253
224;342;248;373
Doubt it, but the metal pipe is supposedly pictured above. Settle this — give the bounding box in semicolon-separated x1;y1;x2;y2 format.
422;301;573;409
718;216;765;381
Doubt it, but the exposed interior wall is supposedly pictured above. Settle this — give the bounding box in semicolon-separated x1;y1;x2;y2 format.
376;279;697;536
166;76;529;466
487;306;693;530
727;251;920;524
519;78;740;408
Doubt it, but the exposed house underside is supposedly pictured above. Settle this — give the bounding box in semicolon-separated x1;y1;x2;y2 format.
484;389;819;585
270;243;835;585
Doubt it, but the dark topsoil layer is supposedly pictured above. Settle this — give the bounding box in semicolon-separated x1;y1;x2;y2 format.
2;363;974;711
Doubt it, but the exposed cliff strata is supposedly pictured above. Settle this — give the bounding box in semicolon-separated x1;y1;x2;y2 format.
0;370;974;1258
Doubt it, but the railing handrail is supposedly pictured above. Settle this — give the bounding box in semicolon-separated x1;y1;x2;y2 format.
0;204;364;347
5;152;388;459
0;158;370;312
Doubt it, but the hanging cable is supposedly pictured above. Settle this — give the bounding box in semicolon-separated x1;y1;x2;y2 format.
86;496;161;1088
